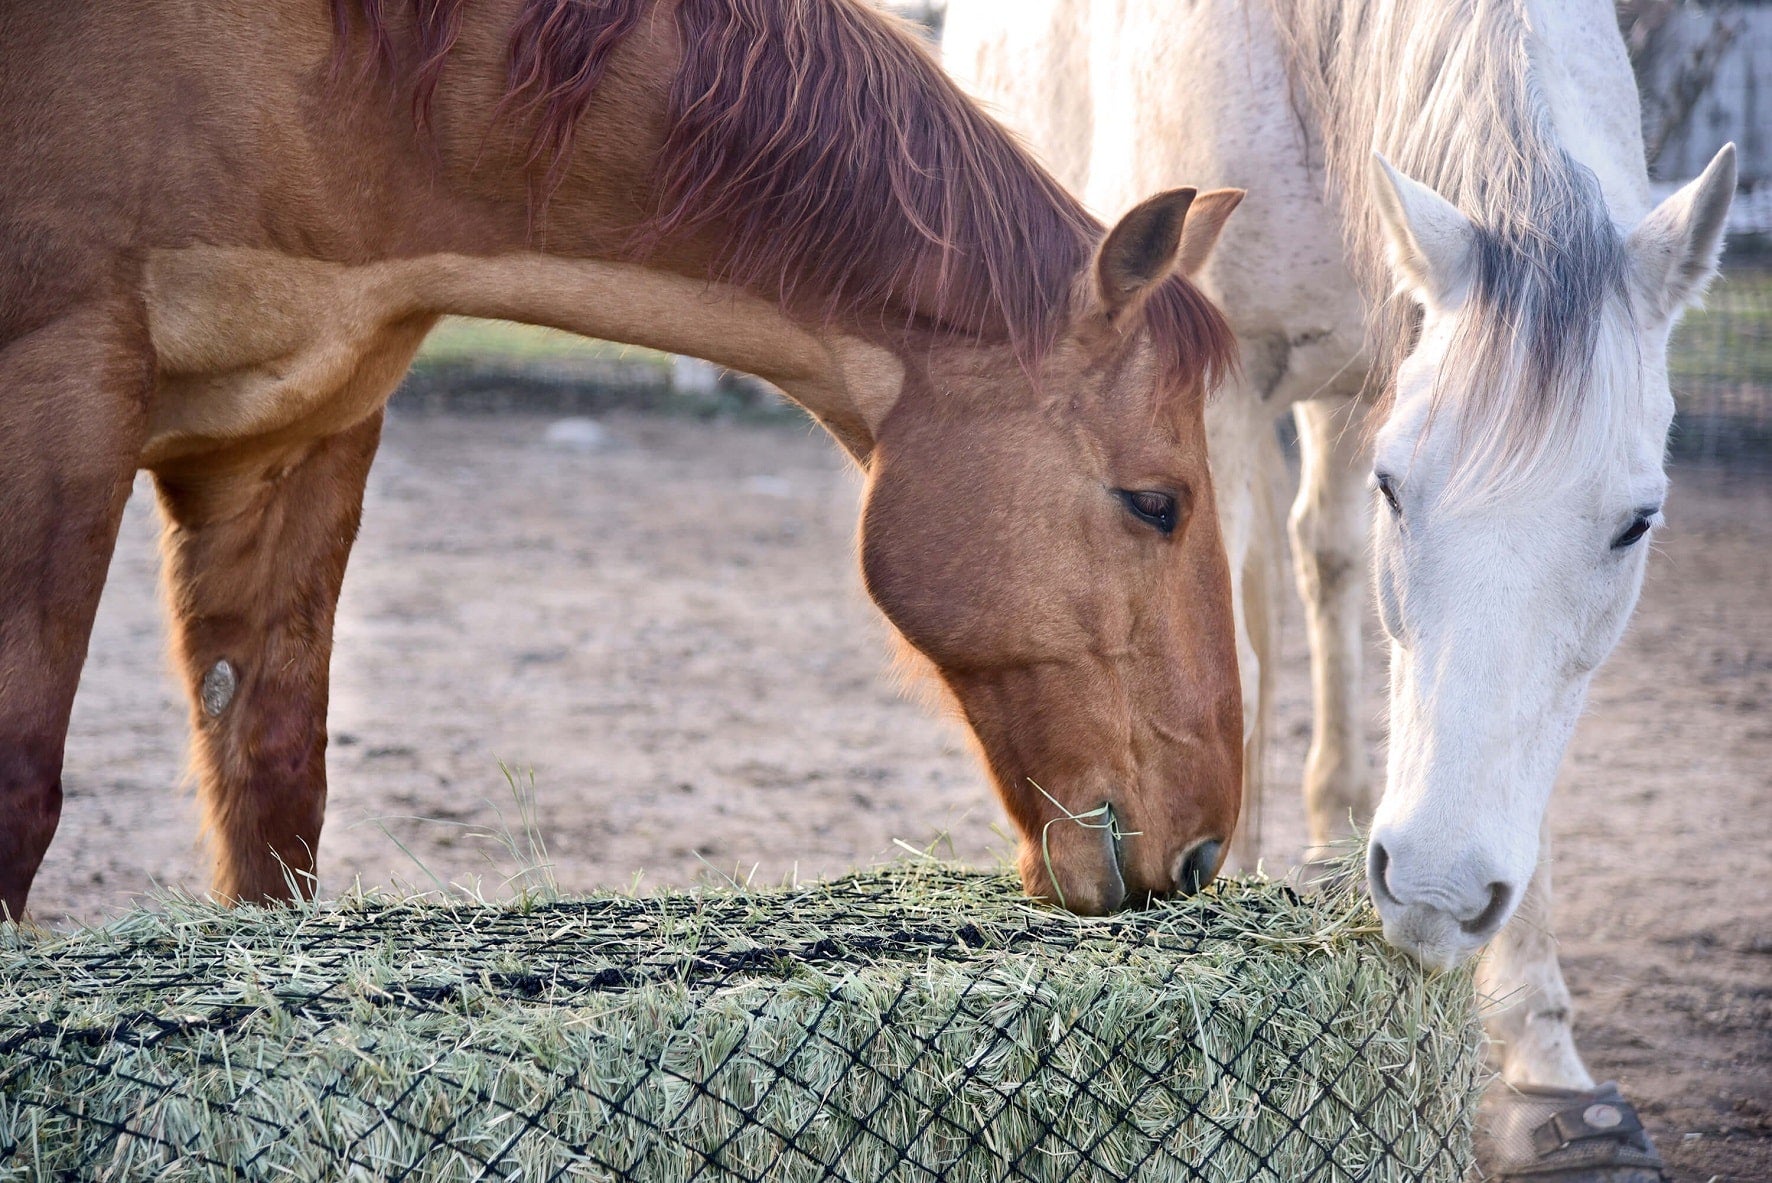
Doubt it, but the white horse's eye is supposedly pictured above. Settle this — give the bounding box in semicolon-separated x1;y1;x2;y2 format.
1611;510;1658;550
1374;472;1401;517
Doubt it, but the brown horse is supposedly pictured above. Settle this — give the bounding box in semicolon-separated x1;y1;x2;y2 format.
0;0;1243;919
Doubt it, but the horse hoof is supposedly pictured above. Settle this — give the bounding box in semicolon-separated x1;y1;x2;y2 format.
1478;1080;1667;1182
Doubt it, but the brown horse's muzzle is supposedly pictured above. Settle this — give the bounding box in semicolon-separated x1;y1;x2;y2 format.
1017;800;1231;916
1017;801;1128;916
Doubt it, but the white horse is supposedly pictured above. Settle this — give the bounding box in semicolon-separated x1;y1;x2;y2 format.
943;2;1734;1179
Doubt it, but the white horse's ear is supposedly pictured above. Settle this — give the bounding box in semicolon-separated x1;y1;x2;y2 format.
1369;153;1474;308
1095;187;1196;318
1176;188;1245;277
1627;143;1736;320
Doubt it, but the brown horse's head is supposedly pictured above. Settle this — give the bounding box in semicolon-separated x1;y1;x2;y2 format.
860;189;1244;915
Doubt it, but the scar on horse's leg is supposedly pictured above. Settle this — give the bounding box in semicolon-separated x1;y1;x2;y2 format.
0;302;151;920
1288;397;1374;857
1478;834;1595;1089
153;412;384;903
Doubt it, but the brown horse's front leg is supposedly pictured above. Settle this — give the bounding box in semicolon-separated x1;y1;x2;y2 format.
0;302;152;921
153;413;383;902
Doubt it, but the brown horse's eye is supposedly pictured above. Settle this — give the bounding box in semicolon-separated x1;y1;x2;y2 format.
1118;489;1178;535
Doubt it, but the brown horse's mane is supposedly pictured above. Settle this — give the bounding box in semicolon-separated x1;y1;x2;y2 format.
330;0;1234;385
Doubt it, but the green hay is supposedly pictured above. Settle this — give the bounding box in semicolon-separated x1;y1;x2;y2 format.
0;864;1484;1182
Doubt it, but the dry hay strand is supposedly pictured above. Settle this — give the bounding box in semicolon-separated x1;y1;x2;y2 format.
0;862;1484;1181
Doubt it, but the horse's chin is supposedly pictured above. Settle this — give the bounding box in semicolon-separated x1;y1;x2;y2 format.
1379;907;1486;972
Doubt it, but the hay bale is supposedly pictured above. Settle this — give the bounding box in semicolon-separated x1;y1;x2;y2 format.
0;865;1483;1181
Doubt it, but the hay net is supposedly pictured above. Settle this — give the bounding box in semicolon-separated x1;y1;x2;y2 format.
0;864;1484;1182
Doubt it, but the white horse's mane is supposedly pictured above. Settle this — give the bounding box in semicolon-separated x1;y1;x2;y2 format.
1272;0;1636;486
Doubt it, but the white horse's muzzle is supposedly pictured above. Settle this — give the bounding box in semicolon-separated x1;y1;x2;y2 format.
1366;837;1518;969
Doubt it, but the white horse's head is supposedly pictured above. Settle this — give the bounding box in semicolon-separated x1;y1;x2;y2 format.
1362;145;1736;969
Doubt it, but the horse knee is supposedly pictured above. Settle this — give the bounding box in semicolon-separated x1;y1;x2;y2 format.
252;702;327;795
1288;455;1371;609
202;695;327;806
1293;540;1361;604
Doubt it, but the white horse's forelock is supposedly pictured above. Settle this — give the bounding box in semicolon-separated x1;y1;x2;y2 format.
1272;0;1636;498
1425;297;1649;509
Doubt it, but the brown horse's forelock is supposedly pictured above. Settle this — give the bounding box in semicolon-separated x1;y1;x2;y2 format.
329;0;1235;388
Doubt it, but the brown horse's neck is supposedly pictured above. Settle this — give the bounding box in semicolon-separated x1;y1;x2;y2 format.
332;0;1102;363
396;253;914;458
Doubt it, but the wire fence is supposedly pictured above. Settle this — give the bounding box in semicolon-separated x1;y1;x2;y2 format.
393;256;1772;468
0;867;1483;1182
1670;259;1772;462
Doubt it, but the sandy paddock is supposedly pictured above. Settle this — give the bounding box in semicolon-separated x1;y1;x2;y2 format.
35;411;1772;1181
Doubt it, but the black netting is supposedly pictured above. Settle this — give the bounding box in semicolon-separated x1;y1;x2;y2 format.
0;867;1483;1182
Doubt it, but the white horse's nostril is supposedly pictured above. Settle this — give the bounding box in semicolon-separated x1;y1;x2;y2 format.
1367;836;1519;951
1460;881;1514;936
1367;841;1398;906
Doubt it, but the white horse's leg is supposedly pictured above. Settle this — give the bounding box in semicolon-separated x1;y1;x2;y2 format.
1288;397;1373;856
1236;469;1279;874
1478;837;1593;1089
1205;383;1285;873
1475;834;1666;1180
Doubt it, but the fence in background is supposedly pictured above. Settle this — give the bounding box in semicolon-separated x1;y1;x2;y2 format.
1670;260;1772;461
394;251;1772;464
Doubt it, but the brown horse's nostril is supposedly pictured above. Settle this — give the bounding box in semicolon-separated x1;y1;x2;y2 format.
1172;838;1223;897
1098;801;1130;913
1043;801;1127;916
1102;800;1126;867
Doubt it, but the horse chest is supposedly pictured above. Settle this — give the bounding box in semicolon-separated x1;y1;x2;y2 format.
140;246;428;466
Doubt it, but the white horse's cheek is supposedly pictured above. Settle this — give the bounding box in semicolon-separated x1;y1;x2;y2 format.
1569;560;1650;674
1374;547;1406;644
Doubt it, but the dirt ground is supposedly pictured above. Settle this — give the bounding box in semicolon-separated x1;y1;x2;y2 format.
36;411;1772;1182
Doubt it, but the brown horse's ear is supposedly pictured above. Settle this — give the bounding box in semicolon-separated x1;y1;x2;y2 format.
1176;188;1244;276
1095;188;1196;318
